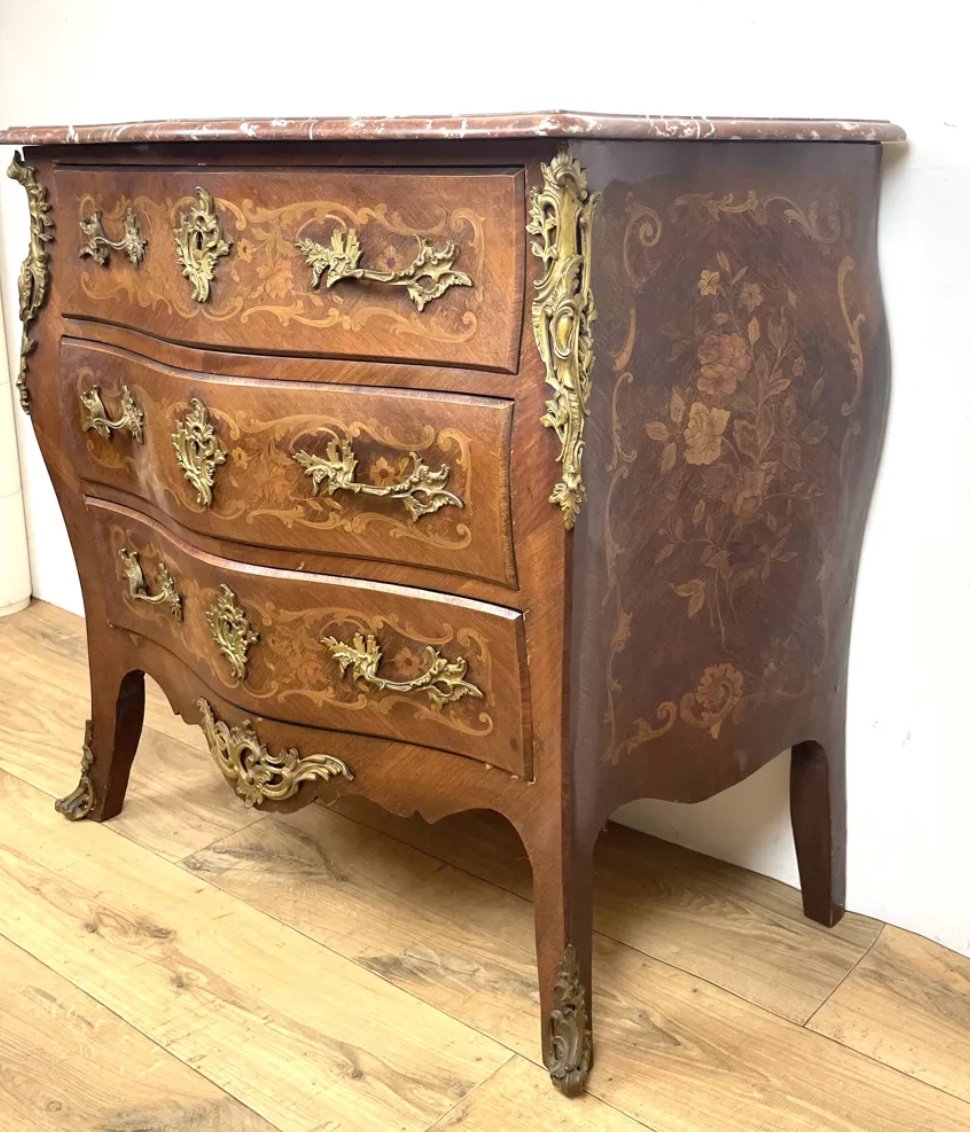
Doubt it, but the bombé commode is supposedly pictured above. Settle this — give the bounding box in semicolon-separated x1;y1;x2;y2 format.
0;110;903;1096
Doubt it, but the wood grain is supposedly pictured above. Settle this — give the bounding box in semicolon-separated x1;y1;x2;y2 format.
178;797;970;1131
328;797;881;1022
0;934;275;1131
427;1056;649;1130
0;768;511;1132
0;606;260;862
809;925;970;1104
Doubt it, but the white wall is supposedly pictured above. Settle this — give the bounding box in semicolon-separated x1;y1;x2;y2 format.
2;0;968;956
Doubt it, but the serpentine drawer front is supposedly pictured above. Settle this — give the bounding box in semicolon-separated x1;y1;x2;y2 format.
54;164;525;371
2;111;902;1101
65;337;516;586
91;499;532;775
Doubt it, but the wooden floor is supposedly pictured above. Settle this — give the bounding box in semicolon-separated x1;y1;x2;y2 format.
1;602;969;1131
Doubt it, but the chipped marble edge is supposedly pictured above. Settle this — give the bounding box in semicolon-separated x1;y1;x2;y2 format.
0;112;907;146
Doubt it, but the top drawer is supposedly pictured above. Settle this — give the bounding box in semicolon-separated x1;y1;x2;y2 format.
53;165;525;371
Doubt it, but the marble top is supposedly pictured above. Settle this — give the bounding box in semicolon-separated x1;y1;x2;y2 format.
0;111;905;146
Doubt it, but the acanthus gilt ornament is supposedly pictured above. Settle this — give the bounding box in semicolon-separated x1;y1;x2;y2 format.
55;720;97;821
174;186;232;302
195;699;353;807
206;584;259;680
292;438;462;521
80;207;148;266
171;398;228;507
321;631;482;710
528;151;599;530
296;228;471;311
546;943;593;1096
6;151;54;413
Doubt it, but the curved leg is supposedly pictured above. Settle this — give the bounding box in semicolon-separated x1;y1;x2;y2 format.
790;731;846;927
56;663;145;822
522;819;596;1096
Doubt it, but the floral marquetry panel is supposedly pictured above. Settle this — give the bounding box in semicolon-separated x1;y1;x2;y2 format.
569;140;889;805
51;166;525;371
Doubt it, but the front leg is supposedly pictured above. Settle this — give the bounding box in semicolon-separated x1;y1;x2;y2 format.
522;818;596;1096
57;660;145;822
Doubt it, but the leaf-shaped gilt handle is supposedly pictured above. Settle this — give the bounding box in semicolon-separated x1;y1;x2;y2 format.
80;385;145;442
321;631;482;710
295;228;472;311
292;439;462;522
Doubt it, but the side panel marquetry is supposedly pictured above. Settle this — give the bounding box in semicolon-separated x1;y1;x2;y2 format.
89;498;532;776
62;338;516;587
53;166;525;371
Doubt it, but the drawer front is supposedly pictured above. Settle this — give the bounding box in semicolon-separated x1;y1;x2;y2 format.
65;339;516;587
54;165;525;371
90;499;532;776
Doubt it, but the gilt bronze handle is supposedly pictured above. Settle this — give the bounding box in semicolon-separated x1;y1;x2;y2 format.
171;398;228;507
119;549;182;619
295;229;472;311
321;631;482;710
80;385;144;443
80;208;147;267
292;439;462;522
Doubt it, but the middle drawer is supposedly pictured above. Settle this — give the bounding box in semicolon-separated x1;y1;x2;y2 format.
63;338;516;587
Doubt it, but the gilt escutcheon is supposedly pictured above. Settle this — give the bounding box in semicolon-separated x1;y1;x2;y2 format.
174;186;232;302
171;398;228;507
206;584;259;680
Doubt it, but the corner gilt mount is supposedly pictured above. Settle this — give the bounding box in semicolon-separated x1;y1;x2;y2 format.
528;151;599;530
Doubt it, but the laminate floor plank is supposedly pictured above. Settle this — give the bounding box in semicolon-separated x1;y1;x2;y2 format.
0;933;276;1132
0;768;511;1132
182;806;970;1131
809;924;970;1104
0;607;260;863
424;1055;651;1131
329;797;881;1022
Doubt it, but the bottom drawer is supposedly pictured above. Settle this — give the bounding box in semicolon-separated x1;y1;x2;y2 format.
88;498;532;776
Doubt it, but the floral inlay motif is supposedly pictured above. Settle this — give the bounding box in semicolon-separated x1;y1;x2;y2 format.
643;252;827;643
603;189;864;761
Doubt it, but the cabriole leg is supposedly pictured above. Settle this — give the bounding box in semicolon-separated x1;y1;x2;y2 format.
790;734;846;927
56;664;145;822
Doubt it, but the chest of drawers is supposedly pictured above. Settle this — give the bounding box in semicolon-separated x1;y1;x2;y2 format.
1;111;903;1097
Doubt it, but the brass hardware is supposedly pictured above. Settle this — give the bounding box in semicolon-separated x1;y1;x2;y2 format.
171;398;228;507
546;943;593;1097
206;584;259;680
55;720;96;821
195;699;352;808
174;186;232;302
295;229;471;311
119;549;182;619
292;440;462;522
80;385;145;442
528;151;600;530
6;151;54;414
321;631;482;710
80;207;147;267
